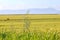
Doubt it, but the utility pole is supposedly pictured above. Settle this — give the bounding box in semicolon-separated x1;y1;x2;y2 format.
24;9;30;32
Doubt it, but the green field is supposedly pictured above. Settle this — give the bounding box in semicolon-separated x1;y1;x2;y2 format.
0;14;60;40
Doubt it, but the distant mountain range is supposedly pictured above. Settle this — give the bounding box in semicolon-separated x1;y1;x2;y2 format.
29;8;60;14
0;8;60;14
0;10;27;14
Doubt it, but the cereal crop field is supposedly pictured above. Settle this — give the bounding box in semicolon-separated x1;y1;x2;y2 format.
0;14;60;40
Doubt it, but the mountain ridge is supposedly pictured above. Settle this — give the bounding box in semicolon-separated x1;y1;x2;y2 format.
0;8;60;14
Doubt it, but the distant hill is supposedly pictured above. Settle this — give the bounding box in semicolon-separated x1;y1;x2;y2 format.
0;10;27;14
29;8;60;14
0;8;60;14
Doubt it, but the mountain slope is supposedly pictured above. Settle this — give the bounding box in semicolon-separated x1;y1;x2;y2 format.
0;8;60;14
29;8;60;14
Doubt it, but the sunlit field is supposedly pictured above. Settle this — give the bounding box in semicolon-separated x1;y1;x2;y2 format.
0;14;60;40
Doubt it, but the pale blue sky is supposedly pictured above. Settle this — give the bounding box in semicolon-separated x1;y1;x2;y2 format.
0;0;60;10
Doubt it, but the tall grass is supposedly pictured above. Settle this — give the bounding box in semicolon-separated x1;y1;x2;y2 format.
0;29;60;40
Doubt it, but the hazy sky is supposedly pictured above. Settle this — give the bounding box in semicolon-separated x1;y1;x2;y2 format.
0;0;60;10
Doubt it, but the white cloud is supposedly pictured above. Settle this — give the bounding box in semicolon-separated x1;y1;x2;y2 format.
0;4;60;10
49;5;60;10
0;4;25;10
0;0;25;10
0;0;60;10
